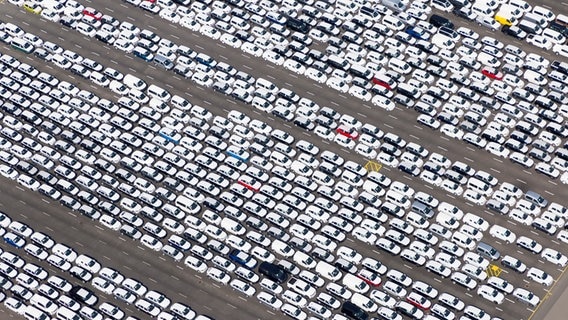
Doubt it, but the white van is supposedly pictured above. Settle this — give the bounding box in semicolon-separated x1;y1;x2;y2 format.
531;6;555;22
451;231;476;250
542;28;565;44
270;151;292;168
315;261;342;281
556;14;568;27
342;273;370;293
524;13;547;28
351;292;378;313
385;190;411;209
147;84;171;102
24;306;49;320
467;177;493;196
382;15;405;31
30;294;58;315
252;97;272;111
388;58;411;75
553;44;568;57
175;195;200;214
122;74;147;90
11;38;34;53
56;307;81;320
508;0;531;13
256;78;278;94
371;95;395;111
471;4;494;17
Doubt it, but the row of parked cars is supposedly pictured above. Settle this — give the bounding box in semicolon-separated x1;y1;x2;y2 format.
0;42;561;320
94;0;568;182
0;211;209;320
6;0;568;188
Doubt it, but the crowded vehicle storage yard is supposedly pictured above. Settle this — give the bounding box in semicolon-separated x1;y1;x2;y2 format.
0;0;568;319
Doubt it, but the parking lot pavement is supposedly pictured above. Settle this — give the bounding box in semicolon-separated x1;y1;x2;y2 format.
1;1;568;320
0;183;279;320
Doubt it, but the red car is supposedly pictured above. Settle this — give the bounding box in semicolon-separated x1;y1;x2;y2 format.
406;292;431;310
481;67;503;80
372;77;393;90
336;125;359;140
237;175;261;192
82;7;103;20
356;269;381;287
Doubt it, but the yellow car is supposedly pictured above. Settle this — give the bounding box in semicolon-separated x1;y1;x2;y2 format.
23;2;42;14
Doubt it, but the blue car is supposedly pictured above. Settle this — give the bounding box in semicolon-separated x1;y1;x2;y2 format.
226;145;249;162
158;128;181;145
4;232;25;248
405;27;430;40
229;249;257;269
132;47;154;62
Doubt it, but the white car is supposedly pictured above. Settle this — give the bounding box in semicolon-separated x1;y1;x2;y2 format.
220;34;242;48
489;225;516;243
541;248;568;267
334;135;356;149
512;288;540;307
230;279;256;297
207;267;231;285
348;86;372;101
240;42;263;57
326;77;349;93
304;67;327;83
463;189;486;205
451;272;477;290
262;50;285;65
485;141;510;158
487;276;514;294
527;34;553;50
462;213;489;231
477;284;504;304
283;59;306;74
527;267;553;286
75;254;102;274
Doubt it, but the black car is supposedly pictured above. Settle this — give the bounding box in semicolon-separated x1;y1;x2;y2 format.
60;17;77;28
452;8;475;21
549;21;568;37
234;30;254;43
70;286;98;306
314;115;336;129
203;197;224;213
95;31;114;44
501;25;526;40
258;262;288;284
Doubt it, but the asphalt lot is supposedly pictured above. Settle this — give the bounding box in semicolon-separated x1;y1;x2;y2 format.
0;181;274;320
1;1;568;320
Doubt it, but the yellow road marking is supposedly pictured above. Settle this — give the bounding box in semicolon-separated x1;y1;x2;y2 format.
364;160;382;172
